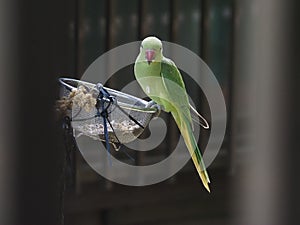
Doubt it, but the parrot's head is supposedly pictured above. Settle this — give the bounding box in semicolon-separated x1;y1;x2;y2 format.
140;36;163;65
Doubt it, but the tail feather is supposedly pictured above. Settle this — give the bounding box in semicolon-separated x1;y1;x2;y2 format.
172;111;211;192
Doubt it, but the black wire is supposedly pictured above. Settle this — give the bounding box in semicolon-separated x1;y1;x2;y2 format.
106;117;122;145
115;104;145;129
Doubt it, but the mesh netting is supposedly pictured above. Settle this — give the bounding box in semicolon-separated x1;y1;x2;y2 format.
58;78;159;145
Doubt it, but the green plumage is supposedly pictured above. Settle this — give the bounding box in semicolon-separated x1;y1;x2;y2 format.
134;36;210;192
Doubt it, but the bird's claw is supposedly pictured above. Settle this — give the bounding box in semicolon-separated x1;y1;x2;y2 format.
146;100;161;118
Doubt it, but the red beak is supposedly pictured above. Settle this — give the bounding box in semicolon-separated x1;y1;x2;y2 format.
145;49;155;64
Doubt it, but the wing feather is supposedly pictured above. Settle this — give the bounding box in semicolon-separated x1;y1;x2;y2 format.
160;57;193;125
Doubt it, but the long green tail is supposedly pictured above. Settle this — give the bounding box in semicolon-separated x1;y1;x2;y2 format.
172;111;211;192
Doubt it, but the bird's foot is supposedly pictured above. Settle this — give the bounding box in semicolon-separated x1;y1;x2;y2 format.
146;100;162;118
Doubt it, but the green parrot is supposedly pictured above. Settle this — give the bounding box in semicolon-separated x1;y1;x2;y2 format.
134;36;211;192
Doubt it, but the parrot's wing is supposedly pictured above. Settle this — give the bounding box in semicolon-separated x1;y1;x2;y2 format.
190;104;210;129
161;58;211;191
160;57;193;126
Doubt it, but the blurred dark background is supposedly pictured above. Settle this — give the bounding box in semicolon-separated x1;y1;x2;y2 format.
0;0;299;225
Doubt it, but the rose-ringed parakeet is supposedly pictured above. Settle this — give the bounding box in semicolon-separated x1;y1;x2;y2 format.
134;36;211;192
